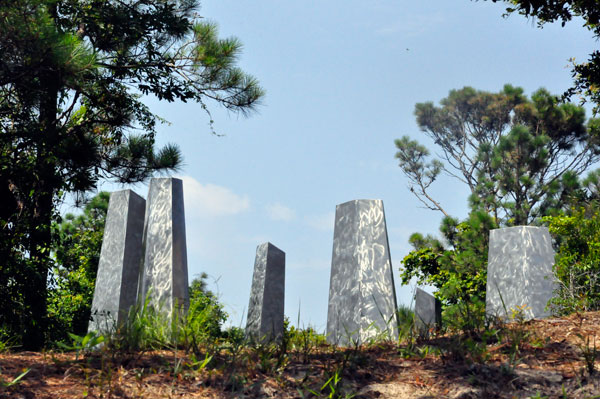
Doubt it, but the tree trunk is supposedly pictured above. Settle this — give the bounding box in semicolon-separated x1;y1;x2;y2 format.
21;71;60;350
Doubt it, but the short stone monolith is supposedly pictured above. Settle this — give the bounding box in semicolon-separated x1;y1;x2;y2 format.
414;288;442;333
486;226;556;320
246;242;286;341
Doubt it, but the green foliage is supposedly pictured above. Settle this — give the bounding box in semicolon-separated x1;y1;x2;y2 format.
488;1;600;113
309;368;356;399
99;279;228;354
47;192;109;343
543;206;600;314
396;304;416;343
400;212;496;305
0;368;30;388
443;297;488;337
395;85;599;225
187;273;228;339
0;0;263;349
0;327;17;353
56;331;105;361
286;323;327;364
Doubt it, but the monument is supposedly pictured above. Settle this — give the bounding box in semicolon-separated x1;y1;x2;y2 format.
327;199;399;345
414;288;442;334
486;226;556;320
89;190;145;332
138;178;189;316
246;242;286;341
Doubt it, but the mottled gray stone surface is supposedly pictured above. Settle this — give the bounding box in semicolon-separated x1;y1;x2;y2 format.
139;178;189;317
414;288;441;332
327;199;399;345
246;242;286;341
89;190;145;333
486;226;557;320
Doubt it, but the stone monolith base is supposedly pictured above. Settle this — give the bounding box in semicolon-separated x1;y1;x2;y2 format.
139;178;189;317
89;190;145;333
327;199;399;346
246;242;286;341
486;226;556;320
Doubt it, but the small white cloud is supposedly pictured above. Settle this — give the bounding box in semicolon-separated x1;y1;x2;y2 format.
266;202;296;222
304;212;335;231
179;176;250;218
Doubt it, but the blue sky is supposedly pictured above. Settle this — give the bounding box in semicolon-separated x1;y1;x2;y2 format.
92;1;597;330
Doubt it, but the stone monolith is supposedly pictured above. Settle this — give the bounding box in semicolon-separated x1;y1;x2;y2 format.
138;178;189;317
327;199;398;345
486;226;556;320
89;190;145;333
246;242;286;341
414;288;442;333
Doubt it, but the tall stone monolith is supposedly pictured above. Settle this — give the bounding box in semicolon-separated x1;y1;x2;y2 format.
327;199;399;345
89;190;145;333
486;226;556;320
138;178;189;317
246;242;286;341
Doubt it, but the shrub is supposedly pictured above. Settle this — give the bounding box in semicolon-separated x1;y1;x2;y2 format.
400;211;496;306
544;206;600;315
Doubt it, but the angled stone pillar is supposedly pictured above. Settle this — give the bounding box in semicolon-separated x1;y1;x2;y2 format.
139;178;189;317
414;288;442;333
486;226;556;320
89;190;145;333
327;199;398;346
246;242;286;341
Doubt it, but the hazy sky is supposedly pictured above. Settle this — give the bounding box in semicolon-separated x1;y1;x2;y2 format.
94;0;598;330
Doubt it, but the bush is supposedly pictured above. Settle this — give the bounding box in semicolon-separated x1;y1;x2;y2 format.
400;211;496;306
544;206;600;315
47;192;108;344
100;287;228;354
188;274;227;338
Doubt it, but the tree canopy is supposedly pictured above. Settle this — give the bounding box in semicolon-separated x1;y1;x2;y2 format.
395;85;600;226
486;0;600;111
0;0;263;349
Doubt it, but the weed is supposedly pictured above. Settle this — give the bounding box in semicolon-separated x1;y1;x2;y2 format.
288;325;326;364
309;368;356;399
56;331;105;360
189;352;213;371
530;335;550;349
500;308;531;374
576;333;598;376
0;328;17;353
0;368;30;388
529;391;549;399
220;326;249;391
396;304;416;343
443;297;488;337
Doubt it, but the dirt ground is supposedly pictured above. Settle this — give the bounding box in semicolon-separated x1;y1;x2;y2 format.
1;312;600;399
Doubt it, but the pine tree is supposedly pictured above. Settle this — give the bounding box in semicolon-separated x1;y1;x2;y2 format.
394;85;599;226
0;0;264;349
